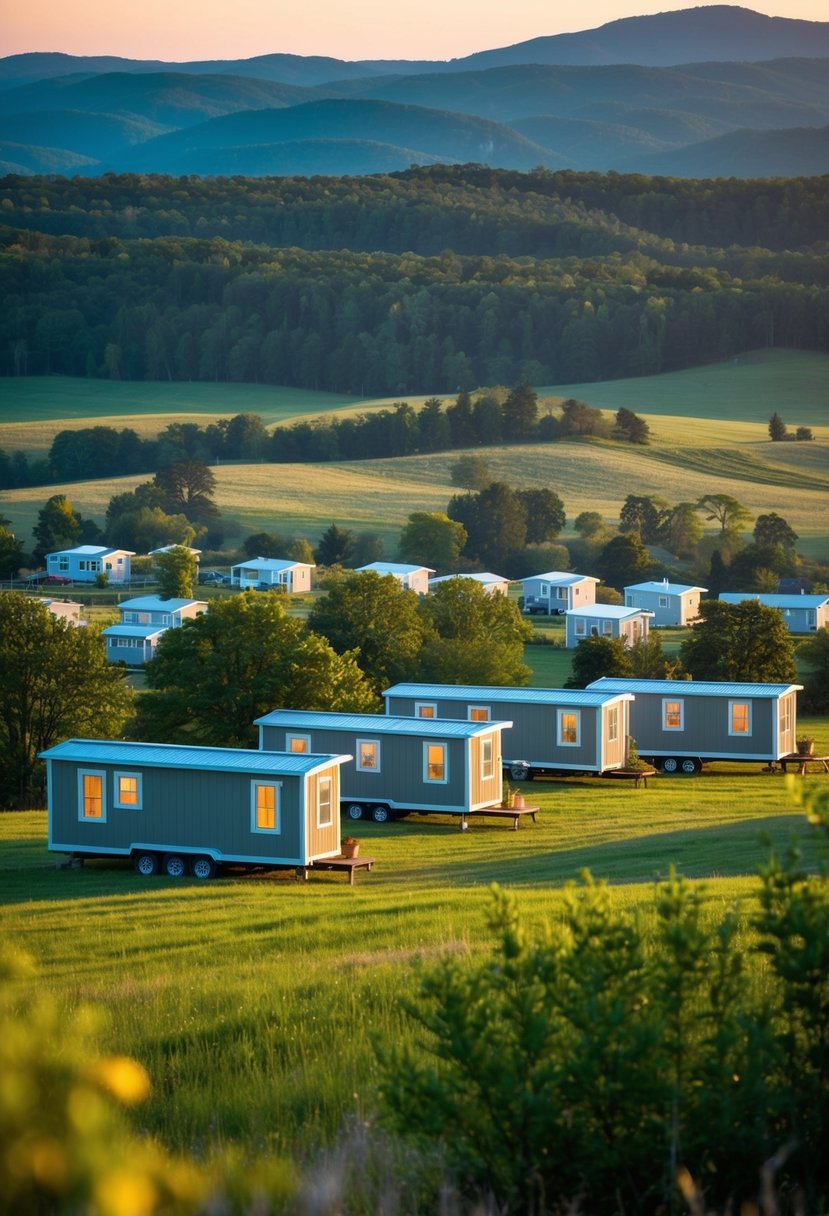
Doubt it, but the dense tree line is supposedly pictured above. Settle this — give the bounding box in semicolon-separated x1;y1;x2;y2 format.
2;181;827;394
2;167;827;258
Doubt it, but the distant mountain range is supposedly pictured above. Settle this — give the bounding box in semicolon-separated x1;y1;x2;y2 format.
1;6;827;178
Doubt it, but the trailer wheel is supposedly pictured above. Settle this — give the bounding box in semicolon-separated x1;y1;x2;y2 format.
162;853;187;878
191;855;216;880
661;757;679;774
370;804;391;824
509;762;531;781
345;803;364;821
133;851;158;877
681;758;702;775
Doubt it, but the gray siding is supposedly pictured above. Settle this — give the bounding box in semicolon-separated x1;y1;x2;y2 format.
261;724;474;812
49;760;305;863
628;693;779;760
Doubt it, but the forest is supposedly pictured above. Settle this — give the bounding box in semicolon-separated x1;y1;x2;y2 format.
1;166;828;395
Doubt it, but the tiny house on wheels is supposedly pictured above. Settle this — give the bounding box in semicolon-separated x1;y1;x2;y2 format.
587;678;803;773
41;739;350;877
383;683;633;780
254;710;510;822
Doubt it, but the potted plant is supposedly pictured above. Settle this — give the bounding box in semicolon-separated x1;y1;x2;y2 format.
624;738;651;772
501;782;516;809
796;737;815;757
341;836;360;859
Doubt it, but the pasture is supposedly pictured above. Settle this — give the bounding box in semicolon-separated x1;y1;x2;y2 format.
2;751;825;1159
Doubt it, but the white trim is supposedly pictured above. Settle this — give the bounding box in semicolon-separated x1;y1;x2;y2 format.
423;740;449;783
468;705;491;722
78;769;106;823
250;780;282;833
286;733;312;754
356;738;381;772
728;700;752;737
317;775;333;828
662;698;684;731
415;701;438;719
557;710;580;747
114;771;143;810
480;735;494;781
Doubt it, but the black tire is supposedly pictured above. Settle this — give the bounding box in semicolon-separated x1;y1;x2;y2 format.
162;853;187;878
133;851;158;877
370;804;391;824
661;757;679;774
680;758;702;775
510;762;530;781
191;855;216;880
345;803;364;821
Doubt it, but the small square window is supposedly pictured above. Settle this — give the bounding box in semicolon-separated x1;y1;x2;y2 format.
114;772;142;809
663;699;684;731
415;703;437;719
468;706;490;722
287;735;311;753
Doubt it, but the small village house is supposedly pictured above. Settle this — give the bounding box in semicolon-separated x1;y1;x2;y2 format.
718;592;829;634
102;595;206;665
46;544;134;584
624;580;707;626
520;571;598;615
38;598;85;626
428;572;510;596
565;604;652;648
355;562;434;594
230;557;314;592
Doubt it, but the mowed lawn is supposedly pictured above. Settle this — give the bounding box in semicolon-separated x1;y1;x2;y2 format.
2;755;824;1156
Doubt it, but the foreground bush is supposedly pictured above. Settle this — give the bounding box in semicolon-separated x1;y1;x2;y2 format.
380;782;829;1215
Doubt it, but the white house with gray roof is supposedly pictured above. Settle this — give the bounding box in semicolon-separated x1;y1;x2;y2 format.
230;557;314;592
356;562;434;594
624;580;707;626
719;592;829;634
565;604;653;648
520;571;598;615
428;572;510;596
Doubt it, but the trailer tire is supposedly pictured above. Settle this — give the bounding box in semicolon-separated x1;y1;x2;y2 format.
162;853;187;878
661;757;679;773
370;804;391;824
345;803;364;821
191;855;216;880
133;851;158;877
509;762;531;781
681;758;702;775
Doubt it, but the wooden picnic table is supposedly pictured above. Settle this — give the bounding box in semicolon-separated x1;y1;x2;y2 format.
303;855;376;885
463;805;540;830
605;767;658;789
779;753;829;776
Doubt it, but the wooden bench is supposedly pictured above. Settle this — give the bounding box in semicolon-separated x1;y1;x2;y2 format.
304;855;376;885
605;767;657;789
779;753;829;776
464;805;540;830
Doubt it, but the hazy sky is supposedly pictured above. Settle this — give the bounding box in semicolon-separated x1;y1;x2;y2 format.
3;0;824;62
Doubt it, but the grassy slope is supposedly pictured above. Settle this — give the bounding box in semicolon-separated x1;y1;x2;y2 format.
2;747;826;1154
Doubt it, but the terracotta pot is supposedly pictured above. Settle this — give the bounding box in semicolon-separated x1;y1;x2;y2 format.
341;841;360;858
797;741;814;756
513;794;525;809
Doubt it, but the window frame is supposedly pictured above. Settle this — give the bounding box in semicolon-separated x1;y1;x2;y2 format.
608;704;619;743
415;702;437;719
728;700;752;737
574;618;587;637
423;741;449;784
286;733;311;754
317;775;333;828
250;781;281;834
113;771;142;810
602;619;613;636
558;710;580;747
78;769;106;823
662;698;684;731
356;738;381;772
480;735;494;781
659;595;669;608
468;705;490;722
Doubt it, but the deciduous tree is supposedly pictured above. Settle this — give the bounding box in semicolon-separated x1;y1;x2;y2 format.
418;579;531;686
680;600;796;683
516;489;566;544
696;493;751;537
768;412;788;440
754;512;798;553
399;512;467;572
0;595;133;807
155;546;198;599
564;635;634;688
314;524;356;567
154;460;219;524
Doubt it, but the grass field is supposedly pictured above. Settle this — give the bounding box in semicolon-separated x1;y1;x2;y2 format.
2;746;826;1158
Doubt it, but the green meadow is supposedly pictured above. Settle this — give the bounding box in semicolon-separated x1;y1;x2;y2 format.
2;749;826;1158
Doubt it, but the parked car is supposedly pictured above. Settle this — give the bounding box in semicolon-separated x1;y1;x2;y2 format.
522;596;562;615
199;571;231;585
24;573;72;586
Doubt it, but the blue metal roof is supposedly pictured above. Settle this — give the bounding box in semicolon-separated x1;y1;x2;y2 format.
231;558;311;572
356;562;434;575
255;710;511;736
383;683;632;707
520;571;597;586
590;678;802;697
118;596;205;612
39;739;349;776
719;593;829;610
565;605;652;619
102;624;166;639
625;581;707;595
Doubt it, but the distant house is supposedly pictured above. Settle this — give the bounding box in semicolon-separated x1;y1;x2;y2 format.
46;545;134;584
624;580;707;627
428;572;510;597
719;592;829;634
520;571;598;615
38;598;85;626
565;604;653;649
230;558;315;593
102;595;206;665
356;562;434;594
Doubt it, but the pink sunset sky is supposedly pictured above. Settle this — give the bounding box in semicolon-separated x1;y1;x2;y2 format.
3;0;826;61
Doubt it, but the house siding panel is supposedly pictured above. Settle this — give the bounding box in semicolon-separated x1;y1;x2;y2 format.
629;695;774;759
